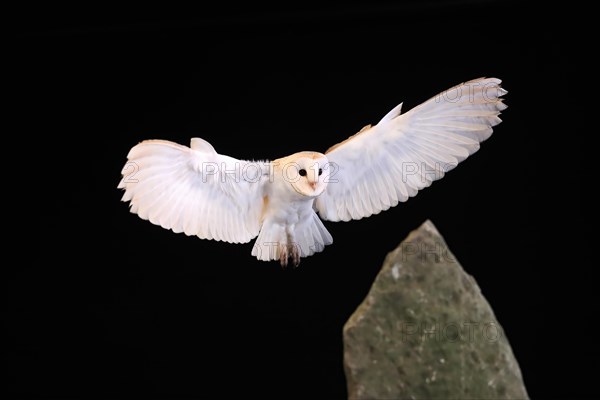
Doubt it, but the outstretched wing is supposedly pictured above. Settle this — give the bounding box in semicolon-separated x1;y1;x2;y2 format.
315;77;507;222
118;138;269;243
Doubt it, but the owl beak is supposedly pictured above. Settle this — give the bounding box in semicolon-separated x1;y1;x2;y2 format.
309;182;318;190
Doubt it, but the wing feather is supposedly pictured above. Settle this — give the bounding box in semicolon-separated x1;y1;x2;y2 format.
119;138;268;243
316;77;506;221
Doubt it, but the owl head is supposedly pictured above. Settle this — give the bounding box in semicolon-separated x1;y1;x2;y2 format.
283;152;331;198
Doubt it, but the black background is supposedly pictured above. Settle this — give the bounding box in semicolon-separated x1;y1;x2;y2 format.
14;2;591;399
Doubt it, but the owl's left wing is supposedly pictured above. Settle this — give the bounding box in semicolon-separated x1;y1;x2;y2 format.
118;138;269;243
315;77;507;222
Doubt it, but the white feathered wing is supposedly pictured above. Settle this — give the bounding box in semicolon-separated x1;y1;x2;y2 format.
118;138;268;243
315;77;507;222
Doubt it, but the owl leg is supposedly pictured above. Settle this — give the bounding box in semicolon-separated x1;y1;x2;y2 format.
279;243;289;268
290;243;300;267
278;238;301;268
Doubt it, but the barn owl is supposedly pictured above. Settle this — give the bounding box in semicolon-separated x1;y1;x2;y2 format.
118;77;507;267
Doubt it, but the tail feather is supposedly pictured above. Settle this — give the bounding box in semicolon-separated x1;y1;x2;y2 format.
296;213;333;257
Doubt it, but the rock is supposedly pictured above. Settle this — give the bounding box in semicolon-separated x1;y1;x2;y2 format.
343;220;529;400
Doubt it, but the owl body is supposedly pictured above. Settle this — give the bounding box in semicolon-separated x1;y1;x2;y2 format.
252;152;332;265
119;78;507;266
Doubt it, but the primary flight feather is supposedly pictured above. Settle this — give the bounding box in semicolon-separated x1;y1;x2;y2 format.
118;77;507;266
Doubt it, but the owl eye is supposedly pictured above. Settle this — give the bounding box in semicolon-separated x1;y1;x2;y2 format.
318;168;323;176
299;169;307;177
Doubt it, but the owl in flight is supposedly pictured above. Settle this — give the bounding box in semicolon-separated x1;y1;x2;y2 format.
119;77;506;267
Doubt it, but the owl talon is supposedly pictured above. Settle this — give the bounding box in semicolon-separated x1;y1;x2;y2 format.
278;242;301;268
279;243;288;268
291;244;300;267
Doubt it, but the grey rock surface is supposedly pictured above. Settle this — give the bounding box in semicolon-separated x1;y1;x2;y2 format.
343;220;529;400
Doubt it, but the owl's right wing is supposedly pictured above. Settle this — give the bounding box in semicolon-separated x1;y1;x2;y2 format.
118;138;269;243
